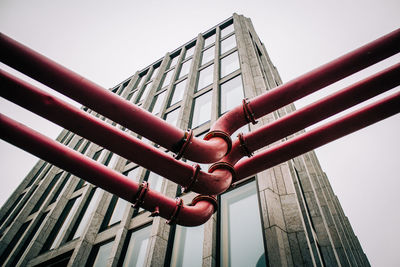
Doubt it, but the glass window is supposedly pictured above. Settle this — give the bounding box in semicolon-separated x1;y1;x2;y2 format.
70;188;102;240
125;167;141;183
220;51;240;78
90;240;114;267
169;79;187;107
170;224;204;267
164;108;180;127
161;70;174;89
201;45;215;65
146;172;163;192
191;92;212;128
231;124;250;141
108;198;128;226
106;153;119;169
220;35;237;54
120;225;151;267
220;75;244;115
178;59;192;78
151;91;167;115
138;81;152;102
204;33;216;47
197;64;214;91
170;55;179;68
148;66;159;81
184;46;195;59
220;181;266;267
221;24;234;38
49;195;82;250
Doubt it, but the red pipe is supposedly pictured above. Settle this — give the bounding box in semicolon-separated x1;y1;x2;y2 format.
234;92;400;182
224;63;400;164
212;28;400;135
0;114;217;226
0;33;228;163
0;69;232;195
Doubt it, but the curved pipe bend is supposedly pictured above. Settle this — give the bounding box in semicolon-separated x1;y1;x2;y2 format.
0;114;216;227
0;33;230;164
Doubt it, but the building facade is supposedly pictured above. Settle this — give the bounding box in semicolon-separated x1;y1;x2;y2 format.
0;14;369;266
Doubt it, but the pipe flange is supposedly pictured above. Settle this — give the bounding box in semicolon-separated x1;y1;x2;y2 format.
174;130;193;160
238;133;253;157
191;195;218;213
242;98;258;125
133;181;149;209
183;164;201;193
204;130;232;156
208;161;236;181
167;198;184;225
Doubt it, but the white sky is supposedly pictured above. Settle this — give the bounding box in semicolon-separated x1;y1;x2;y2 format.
0;0;399;266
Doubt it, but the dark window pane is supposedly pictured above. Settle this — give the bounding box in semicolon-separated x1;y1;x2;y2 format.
170;224;204;267
220;181;266;266
169;79;187;106
197;64;214;91
221;35;237;54
201;45;215;65
220;51;240;78
220;75;244;115
191;92;212;128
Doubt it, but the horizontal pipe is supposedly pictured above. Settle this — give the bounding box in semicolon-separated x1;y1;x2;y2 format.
234;92;400;181
0;69;231;195
0;33;228;163
0;114;216;226
224;63;400;163
212;28;400;135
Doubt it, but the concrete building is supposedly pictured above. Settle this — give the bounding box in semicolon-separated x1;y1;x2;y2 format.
0;14;369;266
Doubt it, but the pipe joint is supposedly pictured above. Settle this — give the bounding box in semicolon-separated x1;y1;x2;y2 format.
238;133;253;157
204;130;232;156
173;130;193;160
167;198;184;225
191;195;218;213
208;161;236;180
242;98;258;124
183;164;201;193
132;181;149;209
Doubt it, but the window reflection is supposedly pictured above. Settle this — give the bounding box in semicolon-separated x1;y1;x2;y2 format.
125;167;140;183
108;197;127;226
178;59;192;78
170;56;179;68
197;64;214;91
120;225;151;267
201;45;215;65
184;46;195;59
220;75;244;115
220;51;240;78
221;24;234;38
146;172;163;192
170;224;204;267
220;35;237;54
204;33;216;47
161;70;174;89
169;79;187;106
220;181;266;267
91;240;114;267
151;91;167;115
164;108;180;127
191;92;212;128
138;82;152;102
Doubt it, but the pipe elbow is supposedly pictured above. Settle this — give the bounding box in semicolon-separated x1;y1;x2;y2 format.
175;195;218;226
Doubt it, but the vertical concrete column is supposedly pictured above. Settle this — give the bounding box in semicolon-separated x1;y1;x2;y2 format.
302;152;351;267
292;156;341;266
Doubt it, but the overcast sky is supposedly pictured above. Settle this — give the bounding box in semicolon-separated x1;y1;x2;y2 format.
0;0;399;266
